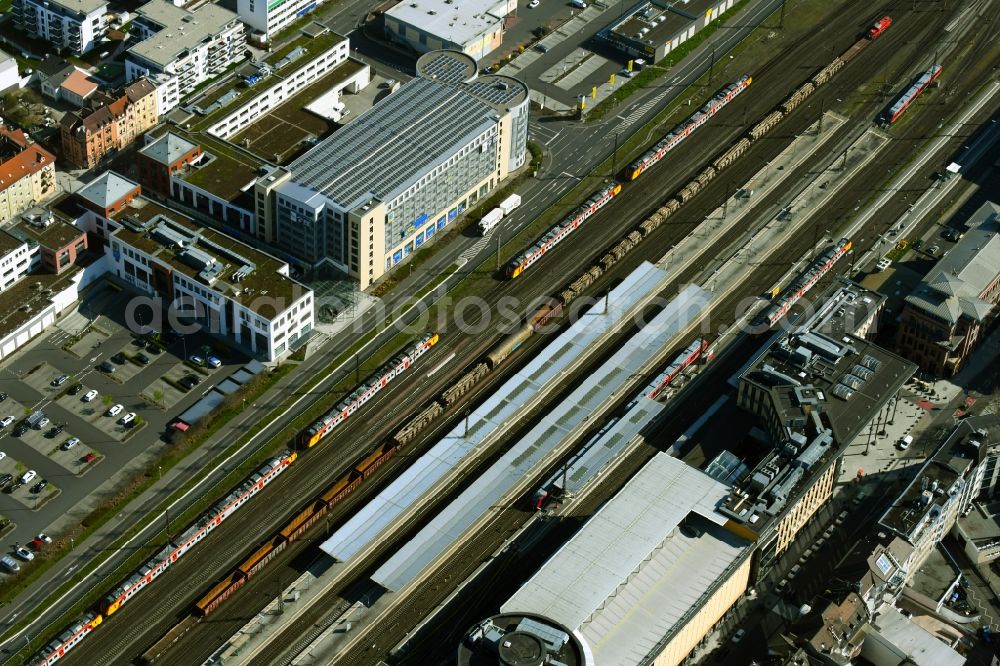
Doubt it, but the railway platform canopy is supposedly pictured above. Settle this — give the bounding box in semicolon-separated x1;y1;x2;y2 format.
369;284;712;593
500;453;754;666
319;261;670;563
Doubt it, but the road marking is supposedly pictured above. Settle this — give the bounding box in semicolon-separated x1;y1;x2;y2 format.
459;236;491;262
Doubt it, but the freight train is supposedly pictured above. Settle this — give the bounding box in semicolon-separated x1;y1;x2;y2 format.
301;333;440;448
626;75;752;181
882;64;942;125
31;14;896;664
755;238;853;327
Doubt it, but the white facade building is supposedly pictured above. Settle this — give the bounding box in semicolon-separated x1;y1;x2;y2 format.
0;50;21;94
0;232;32;292
384;0;515;61
11;0;108;55
238;0;322;40
106;201;313;361
125;0;245;114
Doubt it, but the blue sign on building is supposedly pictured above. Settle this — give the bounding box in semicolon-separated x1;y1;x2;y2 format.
413;212;430;228
415;234;424;247
425;225;435;239
447;208;458;221
393;250;403;264
437;215;447;229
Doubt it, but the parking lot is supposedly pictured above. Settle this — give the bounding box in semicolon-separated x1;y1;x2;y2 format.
0;284;245;558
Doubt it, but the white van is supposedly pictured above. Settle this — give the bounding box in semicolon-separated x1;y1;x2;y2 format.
897;434;913;450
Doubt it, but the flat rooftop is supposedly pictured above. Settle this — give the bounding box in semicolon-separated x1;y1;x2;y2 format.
0;229;24;254
881;416;997;538
129;0;240;70
607;0;717;47
287;69;526;210
0;265;82;333
187;26;347;132
9;211;83;250
45;0;107;16
386;0;505;44
76;171;140;210
502;454;751;666
110;197;307;316
163;128;262;204
139;132;199;166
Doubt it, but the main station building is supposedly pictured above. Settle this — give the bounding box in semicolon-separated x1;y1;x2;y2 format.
254;50;528;289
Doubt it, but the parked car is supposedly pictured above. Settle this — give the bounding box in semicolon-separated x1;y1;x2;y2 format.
14;544;34;561
83;452;96;463
132;337;146;348
178;375;198;391
528;0;539;6
120;412;137;426
47;424;64;438
107;404;124;417
83;389;99;402
61;437;80;451
0;392;6;402
1;555;21;573
35;417;49;430
68;383;85;396
19;470;36;484
189;355;205;366
732;628;746;643
0;452;4;462
206;356;222;369
29;479;46;494
36;532;52;545
136;353;150;365
112;352;126;364
12;424;28;437
147;344;163;355
98;361;116;374
897;434;913;450
0;416;14;428
534;43;549;53
51;374;68;387
941;227;964;242
912;238;923;250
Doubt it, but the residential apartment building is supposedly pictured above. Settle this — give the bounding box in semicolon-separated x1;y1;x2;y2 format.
11;0;108;55
125;0;245;114
238;0;324;40
0;127;57;221
897;201;1000;377
0;49;20;94
256;49;528;289
60;78;158;168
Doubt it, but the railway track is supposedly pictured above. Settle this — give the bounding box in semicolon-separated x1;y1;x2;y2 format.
50;0;998;662
326;9;1000;666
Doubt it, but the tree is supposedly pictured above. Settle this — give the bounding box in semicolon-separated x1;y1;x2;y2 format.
152;390;164;404
102;394;114;406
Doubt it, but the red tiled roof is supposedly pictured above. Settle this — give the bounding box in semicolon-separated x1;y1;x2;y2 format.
61;70;99;99
0;127;55;189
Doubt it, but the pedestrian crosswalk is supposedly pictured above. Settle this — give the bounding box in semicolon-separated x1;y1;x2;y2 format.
459;235;491;262
617;90;669;132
